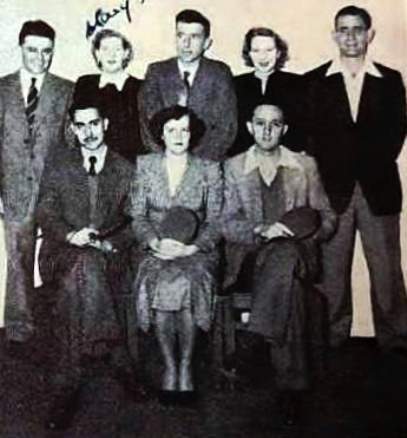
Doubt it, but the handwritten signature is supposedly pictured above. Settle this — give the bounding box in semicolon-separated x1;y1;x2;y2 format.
86;0;145;38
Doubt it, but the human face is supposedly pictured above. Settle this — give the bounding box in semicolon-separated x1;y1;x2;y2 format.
95;36;129;74
21;35;54;75
249;35;279;74
162;115;191;156
71;108;108;151
333;15;374;59
176;22;210;64
247;105;287;152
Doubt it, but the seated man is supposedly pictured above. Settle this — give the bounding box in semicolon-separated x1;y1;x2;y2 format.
37;98;136;430
222;103;336;424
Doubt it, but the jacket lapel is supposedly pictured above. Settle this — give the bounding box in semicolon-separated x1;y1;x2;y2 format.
7;72;27;124
325;73;354;125
357;73;382;125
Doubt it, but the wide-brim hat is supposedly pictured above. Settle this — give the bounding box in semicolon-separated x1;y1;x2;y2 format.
279;207;321;240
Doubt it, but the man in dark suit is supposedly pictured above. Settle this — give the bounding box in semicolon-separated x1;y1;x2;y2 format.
37;99;136;430
0;21;73;342
305;5;407;349
139;9;237;161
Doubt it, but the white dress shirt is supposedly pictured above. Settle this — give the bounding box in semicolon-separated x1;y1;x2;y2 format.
99;71;129;91
20;68;45;105
177;59;200;87
326;57;383;122
244;145;303;186
165;153;188;197
81;144;108;175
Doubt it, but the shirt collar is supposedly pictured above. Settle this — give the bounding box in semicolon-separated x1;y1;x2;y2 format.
326;57;383;78
99;71;129;91
177;59;200;82
81;143;108;164
20;68;46;90
244;145;302;175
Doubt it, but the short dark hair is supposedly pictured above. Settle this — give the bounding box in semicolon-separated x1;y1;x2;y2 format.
19;20;55;45
250;100;286;122
149;105;205;150
176;9;211;38
242;27;289;70
335;5;372;30
69;99;106;121
91;29;134;70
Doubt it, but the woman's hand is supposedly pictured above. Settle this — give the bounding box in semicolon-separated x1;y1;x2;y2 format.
254;222;294;241
149;238;199;260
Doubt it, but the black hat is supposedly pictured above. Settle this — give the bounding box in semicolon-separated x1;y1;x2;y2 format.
159;207;199;244
279;207;320;240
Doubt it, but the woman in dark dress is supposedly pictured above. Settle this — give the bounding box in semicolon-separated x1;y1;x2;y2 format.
231;27;305;157
129;106;222;397
74;29;143;162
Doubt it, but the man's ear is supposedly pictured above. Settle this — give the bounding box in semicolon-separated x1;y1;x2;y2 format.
283;124;288;136
367;28;375;45
103;118;109;130
203;38;213;52
70;122;76;135
246;121;253;136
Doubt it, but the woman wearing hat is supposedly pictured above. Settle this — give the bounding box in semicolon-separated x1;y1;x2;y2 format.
129;105;222;399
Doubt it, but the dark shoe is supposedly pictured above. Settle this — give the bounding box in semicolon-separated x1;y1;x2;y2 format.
158;390;178;406
177;390;198;407
115;367;153;402
278;391;301;426
46;389;81;431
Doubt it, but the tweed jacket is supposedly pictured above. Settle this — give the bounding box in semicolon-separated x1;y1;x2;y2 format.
37;146;135;283
138;57;237;161
129;153;223;252
222;147;337;286
0;71;73;222
304;61;407;215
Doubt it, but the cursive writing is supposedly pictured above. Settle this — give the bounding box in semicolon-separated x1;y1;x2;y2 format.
86;0;140;39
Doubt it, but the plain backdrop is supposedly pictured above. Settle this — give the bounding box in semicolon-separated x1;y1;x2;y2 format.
0;0;406;334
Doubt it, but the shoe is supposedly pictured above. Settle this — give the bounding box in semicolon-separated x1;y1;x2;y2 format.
158;390;178;406
177;390;198;407
46;389;81;431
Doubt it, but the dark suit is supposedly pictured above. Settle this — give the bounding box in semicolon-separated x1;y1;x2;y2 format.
37;146;135;391
73;74;143;162
232;71;305;156
139;57;237;161
305;61;407;347
0;71;73;341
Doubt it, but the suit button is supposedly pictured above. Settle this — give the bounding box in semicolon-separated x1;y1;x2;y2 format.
27;176;33;182
24;138;30;144
30;153;35;160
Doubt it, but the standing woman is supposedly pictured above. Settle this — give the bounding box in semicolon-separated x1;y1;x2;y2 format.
129;106;222;397
74;29;143;162
231;27;304;156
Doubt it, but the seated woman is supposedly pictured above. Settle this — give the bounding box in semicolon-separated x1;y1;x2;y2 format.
231;27;305;156
129;105;223;397
74;29;143;162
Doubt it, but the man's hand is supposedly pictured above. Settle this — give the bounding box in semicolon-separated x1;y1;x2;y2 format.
149;238;199;260
67;227;99;247
88;239;114;253
254;222;294;241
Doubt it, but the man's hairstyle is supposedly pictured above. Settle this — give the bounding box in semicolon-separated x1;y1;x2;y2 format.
69;98;106;121
335;5;372;30
149;105;206;150
91;29;134;70
176;9;211;38
19;20;55;45
242;27;289;70
250;100;286;122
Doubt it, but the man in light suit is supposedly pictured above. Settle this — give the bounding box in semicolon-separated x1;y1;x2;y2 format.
305;5;407;350
223;103;336;424
139;9;237;161
0;20;73;342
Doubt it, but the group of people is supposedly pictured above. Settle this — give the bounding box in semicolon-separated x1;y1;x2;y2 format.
0;4;406;430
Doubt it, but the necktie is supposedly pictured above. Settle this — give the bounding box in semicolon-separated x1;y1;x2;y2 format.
183;71;191;104
26;77;38;131
89;156;97;176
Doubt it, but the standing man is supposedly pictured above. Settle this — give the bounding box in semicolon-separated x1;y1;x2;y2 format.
305;6;407;349
139;9;237;161
0;20;73;342
37;99;136;430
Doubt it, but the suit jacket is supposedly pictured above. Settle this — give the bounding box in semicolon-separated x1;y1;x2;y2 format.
129;153;223;252
232;71;305;156
222;148;336;286
138;57;237;161
0;71;73;221
74;74;143;162
305;61;407;215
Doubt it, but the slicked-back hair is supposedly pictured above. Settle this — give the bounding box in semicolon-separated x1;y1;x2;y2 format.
19;20;55;45
334;5;372;30
242;27;289;70
150;105;206;150
176;9;211;38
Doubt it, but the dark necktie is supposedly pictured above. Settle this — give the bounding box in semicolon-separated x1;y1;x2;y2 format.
183;71;191;104
26;77;39;131
89;156;97;176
